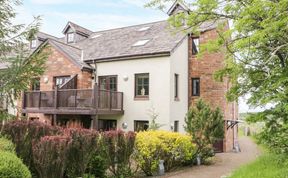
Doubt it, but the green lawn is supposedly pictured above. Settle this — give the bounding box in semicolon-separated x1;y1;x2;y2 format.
230;153;288;178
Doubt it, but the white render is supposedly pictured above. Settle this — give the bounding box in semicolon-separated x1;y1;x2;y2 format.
94;37;189;133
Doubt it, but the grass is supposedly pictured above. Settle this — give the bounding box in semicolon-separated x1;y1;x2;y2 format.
230;153;288;178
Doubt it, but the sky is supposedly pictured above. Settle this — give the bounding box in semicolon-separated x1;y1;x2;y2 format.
12;0;265;113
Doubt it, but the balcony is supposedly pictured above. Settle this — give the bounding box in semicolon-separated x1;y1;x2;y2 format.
22;87;124;115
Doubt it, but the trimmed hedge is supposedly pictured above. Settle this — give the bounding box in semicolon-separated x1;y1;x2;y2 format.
0;151;31;178
0;136;15;153
135;131;196;176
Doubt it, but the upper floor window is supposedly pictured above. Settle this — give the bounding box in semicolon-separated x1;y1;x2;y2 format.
174;74;179;99
99;76;117;91
67;33;74;43
32;78;40;91
31;40;37;49
192;78;200;96
135;73;149;99
54;76;70;88
192;37;200;55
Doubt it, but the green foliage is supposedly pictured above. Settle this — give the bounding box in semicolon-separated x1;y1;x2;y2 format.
147;0;288;155
86;153;108;178
185;99;224;160
230;153;288;178
0;136;15;153
1;120;63;176
147;107;164;131
101;130;136;178
0;0;46;119
65;128;99;178
135;130;196;176
0;151;32;178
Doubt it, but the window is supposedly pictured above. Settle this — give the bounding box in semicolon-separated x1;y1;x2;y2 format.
99;76;117;91
132;39;150;47
54;76;70;88
192;78;200;96
192;37;200;55
98;120;117;131
31;40;37;48
32;78;40;91
174;74;179;99
138;27;150;31
174;121;179;132
67;33;74;43
135;73;149;98
134;121;149;132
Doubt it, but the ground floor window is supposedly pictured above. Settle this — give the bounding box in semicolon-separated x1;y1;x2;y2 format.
174;121;179;132
134;120;149;132
98;119;117;131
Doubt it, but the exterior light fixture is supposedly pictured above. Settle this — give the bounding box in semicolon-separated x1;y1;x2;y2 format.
43;77;49;84
122;122;128;129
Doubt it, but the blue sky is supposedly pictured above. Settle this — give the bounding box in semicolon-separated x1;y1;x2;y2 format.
13;0;266;113
14;0;168;37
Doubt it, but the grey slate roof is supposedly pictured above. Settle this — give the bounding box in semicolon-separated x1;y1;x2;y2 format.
33;19;225;64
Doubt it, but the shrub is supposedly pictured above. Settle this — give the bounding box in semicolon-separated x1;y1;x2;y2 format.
32;135;71;178
1;120;62;175
0;136;15;153
101;130;136;177
185;99;224;160
65;128;99;178
0;151;31;178
135;131;196;176
86;153;108;178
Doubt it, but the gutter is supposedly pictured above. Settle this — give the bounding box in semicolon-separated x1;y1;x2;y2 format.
85;51;171;64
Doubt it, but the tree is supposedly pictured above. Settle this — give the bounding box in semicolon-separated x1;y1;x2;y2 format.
0;0;46;119
185;99;224;160
147;0;288;154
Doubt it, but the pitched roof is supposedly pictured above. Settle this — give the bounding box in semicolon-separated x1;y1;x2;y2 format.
32;19;226;64
62;21;93;36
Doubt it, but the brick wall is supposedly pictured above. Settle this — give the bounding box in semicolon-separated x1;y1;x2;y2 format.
40;45;92;91
188;28;238;152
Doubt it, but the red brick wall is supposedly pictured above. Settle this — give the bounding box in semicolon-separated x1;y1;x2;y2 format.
40;45;92;91
188;28;238;152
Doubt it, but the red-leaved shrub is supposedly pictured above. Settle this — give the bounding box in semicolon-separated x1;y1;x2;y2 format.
101;130;136;177
32;136;71;178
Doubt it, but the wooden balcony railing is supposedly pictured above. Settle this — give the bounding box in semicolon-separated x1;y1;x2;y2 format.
22;86;124;115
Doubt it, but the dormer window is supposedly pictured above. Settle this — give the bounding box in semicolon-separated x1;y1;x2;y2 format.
31;40;37;49
67;33;74;43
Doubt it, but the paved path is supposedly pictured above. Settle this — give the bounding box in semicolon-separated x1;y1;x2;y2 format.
159;137;261;178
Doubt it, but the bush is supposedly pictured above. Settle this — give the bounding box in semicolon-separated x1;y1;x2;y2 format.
0;151;31;178
0;136;15;153
185;99;224;160
32;136;71;178
65;128;99;178
101;130;136;178
1;120;63;175
86;153;108;178
135;130;196;176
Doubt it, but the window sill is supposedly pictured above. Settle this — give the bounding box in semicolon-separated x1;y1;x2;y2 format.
134;97;149;101
174;98;180;102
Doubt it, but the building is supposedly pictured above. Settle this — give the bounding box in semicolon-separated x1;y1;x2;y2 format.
21;2;238;152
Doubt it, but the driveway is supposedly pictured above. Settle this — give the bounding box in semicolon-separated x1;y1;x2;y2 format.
159;137;261;178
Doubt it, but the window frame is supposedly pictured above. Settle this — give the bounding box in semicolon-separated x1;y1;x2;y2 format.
31;39;37;49
53;75;71;88
192;37;200;55
98;75;118;91
67;33;75;43
174;120;179;132
174;73;179;100
134;120;149;132
192;78;200;96
31;78;41;91
135;73;149;99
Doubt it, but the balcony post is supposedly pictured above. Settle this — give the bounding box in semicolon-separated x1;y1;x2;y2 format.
54;87;58;109
109;91;112;110
93;83;98;111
